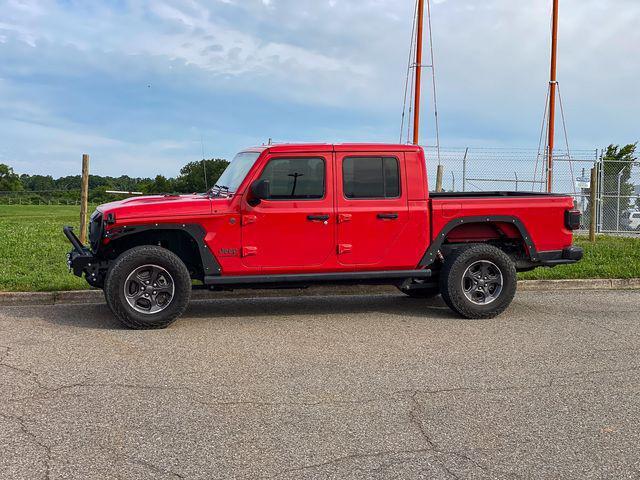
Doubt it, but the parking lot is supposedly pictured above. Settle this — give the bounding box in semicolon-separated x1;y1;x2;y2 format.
1;289;639;479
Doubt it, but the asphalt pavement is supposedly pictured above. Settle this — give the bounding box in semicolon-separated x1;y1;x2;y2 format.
1;289;639;479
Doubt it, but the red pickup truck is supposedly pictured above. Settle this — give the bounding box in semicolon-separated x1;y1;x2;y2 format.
65;143;583;329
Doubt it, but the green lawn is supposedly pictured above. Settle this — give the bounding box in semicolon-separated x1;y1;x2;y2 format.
1;205;640;291
519;235;640;280
0;205;95;292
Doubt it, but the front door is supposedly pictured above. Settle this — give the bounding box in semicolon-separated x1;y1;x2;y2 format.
241;154;335;271
335;153;409;267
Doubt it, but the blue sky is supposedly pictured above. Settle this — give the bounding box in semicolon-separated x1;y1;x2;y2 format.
1;0;638;178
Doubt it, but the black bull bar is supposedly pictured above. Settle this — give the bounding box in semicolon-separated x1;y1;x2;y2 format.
63;226;96;277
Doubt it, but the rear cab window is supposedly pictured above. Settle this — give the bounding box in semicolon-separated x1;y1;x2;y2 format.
342;157;400;199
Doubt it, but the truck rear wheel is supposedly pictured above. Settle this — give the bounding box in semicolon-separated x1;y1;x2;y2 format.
439;244;516;319
104;246;191;329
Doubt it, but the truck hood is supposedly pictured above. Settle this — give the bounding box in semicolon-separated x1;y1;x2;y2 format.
99;194;215;221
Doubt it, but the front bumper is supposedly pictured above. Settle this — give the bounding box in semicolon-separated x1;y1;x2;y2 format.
539;246;584;267
63;226;97;277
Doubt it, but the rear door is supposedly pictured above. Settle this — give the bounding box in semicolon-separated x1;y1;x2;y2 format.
335;153;409;267
241;153;335;271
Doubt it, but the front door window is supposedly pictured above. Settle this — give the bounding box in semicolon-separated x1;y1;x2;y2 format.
259;157;325;200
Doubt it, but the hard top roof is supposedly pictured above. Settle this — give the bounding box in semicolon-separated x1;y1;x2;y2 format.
243;143;423;154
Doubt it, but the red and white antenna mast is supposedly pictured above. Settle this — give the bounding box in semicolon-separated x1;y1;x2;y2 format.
546;0;560;192
412;0;425;145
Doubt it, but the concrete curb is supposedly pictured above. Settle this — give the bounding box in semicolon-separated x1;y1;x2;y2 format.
1;278;640;307
518;278;640;291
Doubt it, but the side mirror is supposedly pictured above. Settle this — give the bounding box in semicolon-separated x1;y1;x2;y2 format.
248;179;270;206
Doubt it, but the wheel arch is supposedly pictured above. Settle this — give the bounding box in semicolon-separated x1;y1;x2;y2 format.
104;224;221;279
419;216;538;267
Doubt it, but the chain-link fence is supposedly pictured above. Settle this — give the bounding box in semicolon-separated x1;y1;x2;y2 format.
3;147;638;235
596;158;640;235
423;147;639;236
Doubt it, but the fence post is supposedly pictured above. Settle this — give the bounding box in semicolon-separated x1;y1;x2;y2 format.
462;147;468;192
79;154;90;244
436;164;444;192
589;166;597;242
598;149;604;233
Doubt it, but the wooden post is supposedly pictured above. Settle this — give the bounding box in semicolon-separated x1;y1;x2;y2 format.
79;154;90;244
436;164;444;192
589;166;597;242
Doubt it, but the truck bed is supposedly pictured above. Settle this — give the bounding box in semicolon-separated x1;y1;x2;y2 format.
430;191;576;253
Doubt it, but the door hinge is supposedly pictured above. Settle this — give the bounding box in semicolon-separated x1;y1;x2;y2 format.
242;246;258;257
338;214;352;223
242;215;257;226
337;244;352;255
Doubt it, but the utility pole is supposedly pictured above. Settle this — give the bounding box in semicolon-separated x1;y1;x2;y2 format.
546;0;560;193
412;0;425;145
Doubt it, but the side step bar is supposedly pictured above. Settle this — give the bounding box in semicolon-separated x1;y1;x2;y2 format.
204;269;431;287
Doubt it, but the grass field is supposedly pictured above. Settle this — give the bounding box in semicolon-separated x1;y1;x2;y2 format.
518;235;640;280
0;205;95;292
1;204;640;292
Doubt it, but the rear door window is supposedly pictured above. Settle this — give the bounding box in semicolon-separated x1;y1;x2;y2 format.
343;157;400;199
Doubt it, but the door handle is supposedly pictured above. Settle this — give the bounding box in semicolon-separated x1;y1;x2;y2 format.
308;215;330;222
377;213;399;220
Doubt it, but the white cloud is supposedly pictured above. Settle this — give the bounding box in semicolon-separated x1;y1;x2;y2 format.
0;0;638;176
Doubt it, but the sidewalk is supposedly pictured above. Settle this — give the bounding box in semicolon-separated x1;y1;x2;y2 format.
2;278;640;307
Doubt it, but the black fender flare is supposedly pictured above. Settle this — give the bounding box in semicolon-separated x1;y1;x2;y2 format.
105;223;222;276
418;216;538;267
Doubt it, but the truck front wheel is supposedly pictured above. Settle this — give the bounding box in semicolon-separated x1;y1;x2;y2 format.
104;246;192;329
439;244;517;319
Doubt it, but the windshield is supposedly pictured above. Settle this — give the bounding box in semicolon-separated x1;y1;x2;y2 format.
213;151;261;194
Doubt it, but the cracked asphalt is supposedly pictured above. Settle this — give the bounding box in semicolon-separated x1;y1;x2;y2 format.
1;289;639;479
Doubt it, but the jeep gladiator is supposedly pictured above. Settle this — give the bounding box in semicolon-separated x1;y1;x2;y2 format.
65;144;583;329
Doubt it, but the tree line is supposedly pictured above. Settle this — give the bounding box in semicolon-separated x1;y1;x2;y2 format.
0;159;229;204
1;144;637;211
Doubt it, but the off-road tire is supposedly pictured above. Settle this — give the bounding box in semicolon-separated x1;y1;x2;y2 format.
439;244;517;319
104;246;191;329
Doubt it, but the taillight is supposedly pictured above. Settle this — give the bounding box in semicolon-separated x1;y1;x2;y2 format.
565;209;581;230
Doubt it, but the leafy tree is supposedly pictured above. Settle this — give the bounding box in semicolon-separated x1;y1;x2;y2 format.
142;175;175;194
20;174;55;191
600;144;637;229
0;164;23;191
175;159;229;193
89;186;119;204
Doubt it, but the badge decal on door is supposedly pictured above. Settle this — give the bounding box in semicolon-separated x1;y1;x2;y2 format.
218;248;239;257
